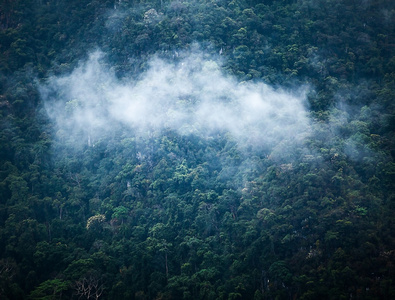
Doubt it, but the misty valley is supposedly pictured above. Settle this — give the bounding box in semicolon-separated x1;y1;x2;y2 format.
0;0;394;299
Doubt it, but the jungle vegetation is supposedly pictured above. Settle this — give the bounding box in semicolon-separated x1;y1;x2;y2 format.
0;0;394;299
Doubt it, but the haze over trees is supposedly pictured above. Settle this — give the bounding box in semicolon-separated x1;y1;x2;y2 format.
0;0;394;299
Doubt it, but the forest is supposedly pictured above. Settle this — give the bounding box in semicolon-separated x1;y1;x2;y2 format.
0;0;394;299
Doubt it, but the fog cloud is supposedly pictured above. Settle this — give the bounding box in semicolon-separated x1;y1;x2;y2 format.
41;50;310;152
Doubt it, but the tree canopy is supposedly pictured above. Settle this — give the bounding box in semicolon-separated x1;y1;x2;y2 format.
0;0;394;299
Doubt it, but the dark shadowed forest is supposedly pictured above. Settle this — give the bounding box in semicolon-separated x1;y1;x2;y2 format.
0;0;394;299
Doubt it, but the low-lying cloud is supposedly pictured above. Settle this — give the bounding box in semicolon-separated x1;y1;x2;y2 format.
41;50;310;152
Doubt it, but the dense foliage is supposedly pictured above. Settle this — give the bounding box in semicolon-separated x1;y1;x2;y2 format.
1;0;394;299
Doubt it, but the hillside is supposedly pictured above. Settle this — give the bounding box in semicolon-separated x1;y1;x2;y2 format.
0;0;394;299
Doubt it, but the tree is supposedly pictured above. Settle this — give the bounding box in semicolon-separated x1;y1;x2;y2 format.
29;279;70;300
74;275;104;300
